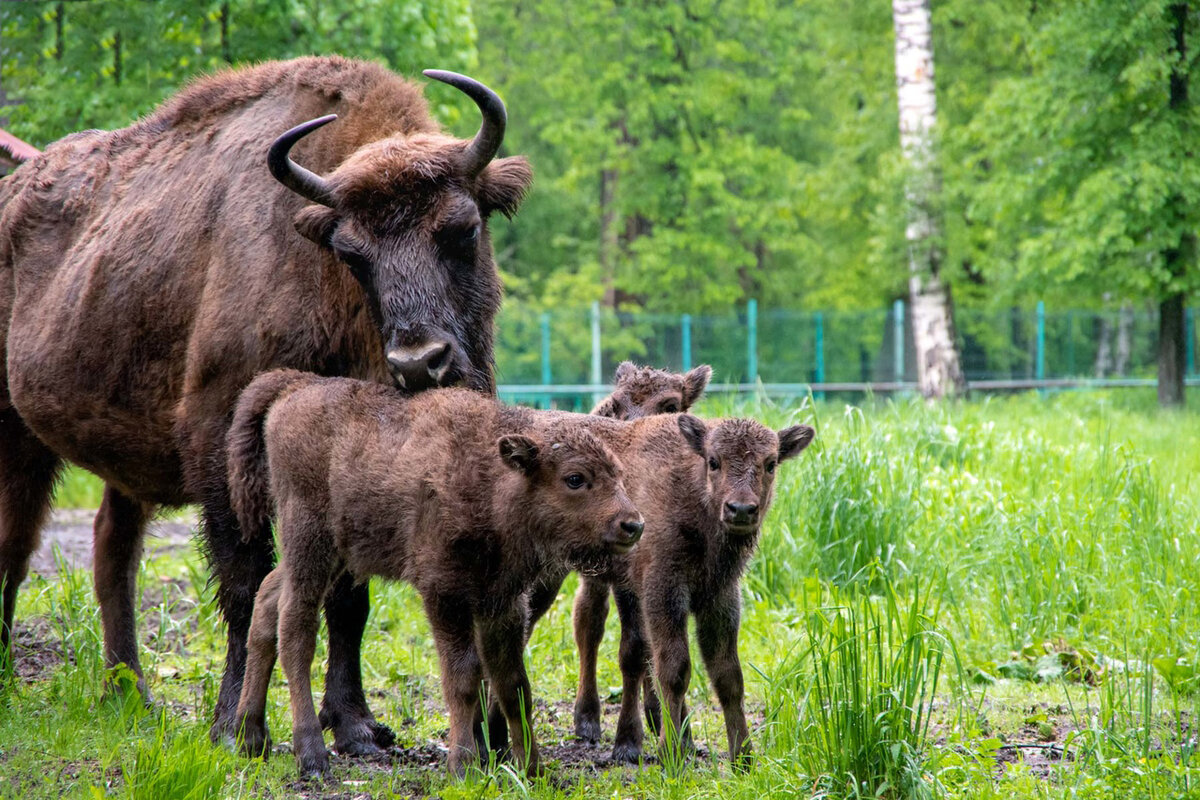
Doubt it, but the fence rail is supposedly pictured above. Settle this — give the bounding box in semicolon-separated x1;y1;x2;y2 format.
493;301;1198;408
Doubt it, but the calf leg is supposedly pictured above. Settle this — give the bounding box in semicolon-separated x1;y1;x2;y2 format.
0;409;60;679
697;599;751;766
424;594;483;777
278;571;331;777
647;589;694;760
571;576;611;742
92;486;150;699
235;566;285;759
611;586;648;763
477;610;541;776
320;573;393;754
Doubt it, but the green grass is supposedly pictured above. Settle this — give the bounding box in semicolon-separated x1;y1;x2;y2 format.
3;390;1199;798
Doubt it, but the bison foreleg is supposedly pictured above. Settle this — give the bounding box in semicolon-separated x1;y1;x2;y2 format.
572;575;611;743
320;573;393;754
0;408;61;682
93;486;151;701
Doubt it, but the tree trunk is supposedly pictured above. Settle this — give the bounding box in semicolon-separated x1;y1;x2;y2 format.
599;168;618;307
892;0;967;399
1159;2;1191;406
1115;303;1133;377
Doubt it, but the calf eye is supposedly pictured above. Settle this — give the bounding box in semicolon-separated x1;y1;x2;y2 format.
708;457;719;471
565;473;586;490
659;400;679;413
766;460;777;474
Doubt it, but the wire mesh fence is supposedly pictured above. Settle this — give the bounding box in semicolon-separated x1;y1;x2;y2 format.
494;301;1199;408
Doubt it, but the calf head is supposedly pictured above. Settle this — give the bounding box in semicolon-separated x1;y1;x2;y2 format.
269;71;533;393
498;425;643;562
591;362;712;420
677;415;814;536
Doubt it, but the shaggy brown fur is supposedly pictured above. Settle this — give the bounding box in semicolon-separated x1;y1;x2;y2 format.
227;372;644;778
0;56;531;744
575;415;815;765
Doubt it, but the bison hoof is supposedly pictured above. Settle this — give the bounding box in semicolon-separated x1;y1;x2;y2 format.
296;748;331;779
335;737;382;758
611;741;642;764
575;717;601;743
369;720;396;749
235;716;272;759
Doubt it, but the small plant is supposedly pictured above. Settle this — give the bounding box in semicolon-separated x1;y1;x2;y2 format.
764;575;955;799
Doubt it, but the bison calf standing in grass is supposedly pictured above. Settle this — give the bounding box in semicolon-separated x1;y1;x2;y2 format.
575;415;814;765
226;371;644;778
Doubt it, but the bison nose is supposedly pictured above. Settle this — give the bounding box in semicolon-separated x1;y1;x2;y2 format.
387;341;453;390
724;502;759;526
620;518;644;542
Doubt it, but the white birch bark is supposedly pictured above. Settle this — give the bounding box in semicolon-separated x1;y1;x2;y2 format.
893;0;967;398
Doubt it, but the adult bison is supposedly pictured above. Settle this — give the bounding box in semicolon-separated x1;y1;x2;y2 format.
0;56;532;749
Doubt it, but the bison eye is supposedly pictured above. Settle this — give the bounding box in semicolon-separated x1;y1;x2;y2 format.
708;457;719;471
564;473;586;490
660;400;679;413
441;223;481;259
766;460;777;475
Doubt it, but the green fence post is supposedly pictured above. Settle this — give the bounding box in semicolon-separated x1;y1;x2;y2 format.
1036;301;1046;391
539;312;551;408
893;299;905;386
746;298;758;387
1187;307;1195;378
814;312;825;400
590;301;602;405
681;313;692;371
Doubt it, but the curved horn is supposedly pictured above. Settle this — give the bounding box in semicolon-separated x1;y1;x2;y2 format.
267;114;338;207
423;69;507;178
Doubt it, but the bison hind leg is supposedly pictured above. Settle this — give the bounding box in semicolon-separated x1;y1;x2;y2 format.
0;407;62;681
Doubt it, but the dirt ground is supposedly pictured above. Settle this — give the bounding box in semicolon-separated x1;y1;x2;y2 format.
29;508;198;576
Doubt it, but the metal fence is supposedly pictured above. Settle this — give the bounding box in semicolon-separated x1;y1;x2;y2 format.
493;301;1200;408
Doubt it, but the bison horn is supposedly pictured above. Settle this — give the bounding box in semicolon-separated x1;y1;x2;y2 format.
423;70;507;178
267;114;338;208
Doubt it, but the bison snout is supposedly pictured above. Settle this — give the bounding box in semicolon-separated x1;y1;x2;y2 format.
607;516;644;553
723;501;759;531
387;341;454;391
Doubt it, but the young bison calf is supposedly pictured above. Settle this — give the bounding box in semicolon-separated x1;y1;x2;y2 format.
225;370;644;778
575;415;814;765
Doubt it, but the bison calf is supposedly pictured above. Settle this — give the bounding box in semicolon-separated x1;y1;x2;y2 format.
575;415;814;765
226;370;643;778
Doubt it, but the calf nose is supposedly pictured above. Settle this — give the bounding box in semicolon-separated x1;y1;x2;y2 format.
387;341;453;390
724;501;759;524
620;518;645;542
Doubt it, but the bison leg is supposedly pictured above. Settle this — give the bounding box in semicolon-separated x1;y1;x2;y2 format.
610;586;648;763
93;486;151;700
320;572;393;754
697;596;751;767
572;576;611;743
0;408;61;680
647;588;695;762
204;499;276;744
278;570;331;778
424;594;483;777
476;609;541;777
234;566;285;759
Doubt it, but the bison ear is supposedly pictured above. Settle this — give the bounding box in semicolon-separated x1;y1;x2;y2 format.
590;395;620;418
677;414;707;457
681;364;712;408
777;425;815;462
477;156;533;219
498;434;540;474
614;361;638;383
294;205;341;247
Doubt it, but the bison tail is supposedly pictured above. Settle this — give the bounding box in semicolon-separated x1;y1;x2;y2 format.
227;369;312;543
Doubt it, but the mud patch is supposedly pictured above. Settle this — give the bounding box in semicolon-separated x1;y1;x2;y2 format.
10;617;69;682
31;508;197;576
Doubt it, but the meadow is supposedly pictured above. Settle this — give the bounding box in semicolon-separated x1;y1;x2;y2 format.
2;390;1198;799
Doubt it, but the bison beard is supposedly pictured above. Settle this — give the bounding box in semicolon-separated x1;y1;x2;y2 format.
0;55;531;748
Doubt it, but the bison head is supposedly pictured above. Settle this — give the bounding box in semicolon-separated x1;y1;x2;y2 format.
268;71;532;393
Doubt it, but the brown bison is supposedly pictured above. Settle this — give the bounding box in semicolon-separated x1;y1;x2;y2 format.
574;415;814;765
0;56;532;747
226;370;645;777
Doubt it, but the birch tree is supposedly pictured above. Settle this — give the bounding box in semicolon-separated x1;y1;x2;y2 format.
893;0;967;398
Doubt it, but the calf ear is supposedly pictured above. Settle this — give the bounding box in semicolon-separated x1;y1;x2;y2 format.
681;364;712;408
777;425;815;462
294;205;340;247
614;361;638;383
478;156;534;219
590;395;620;418
677;414;707;456
498;434;540;474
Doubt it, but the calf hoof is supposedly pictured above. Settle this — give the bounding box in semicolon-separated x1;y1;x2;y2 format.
573;705;602;742
331;718;385;759
611;740;642;764
295;747;331;779
235;715;272;759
